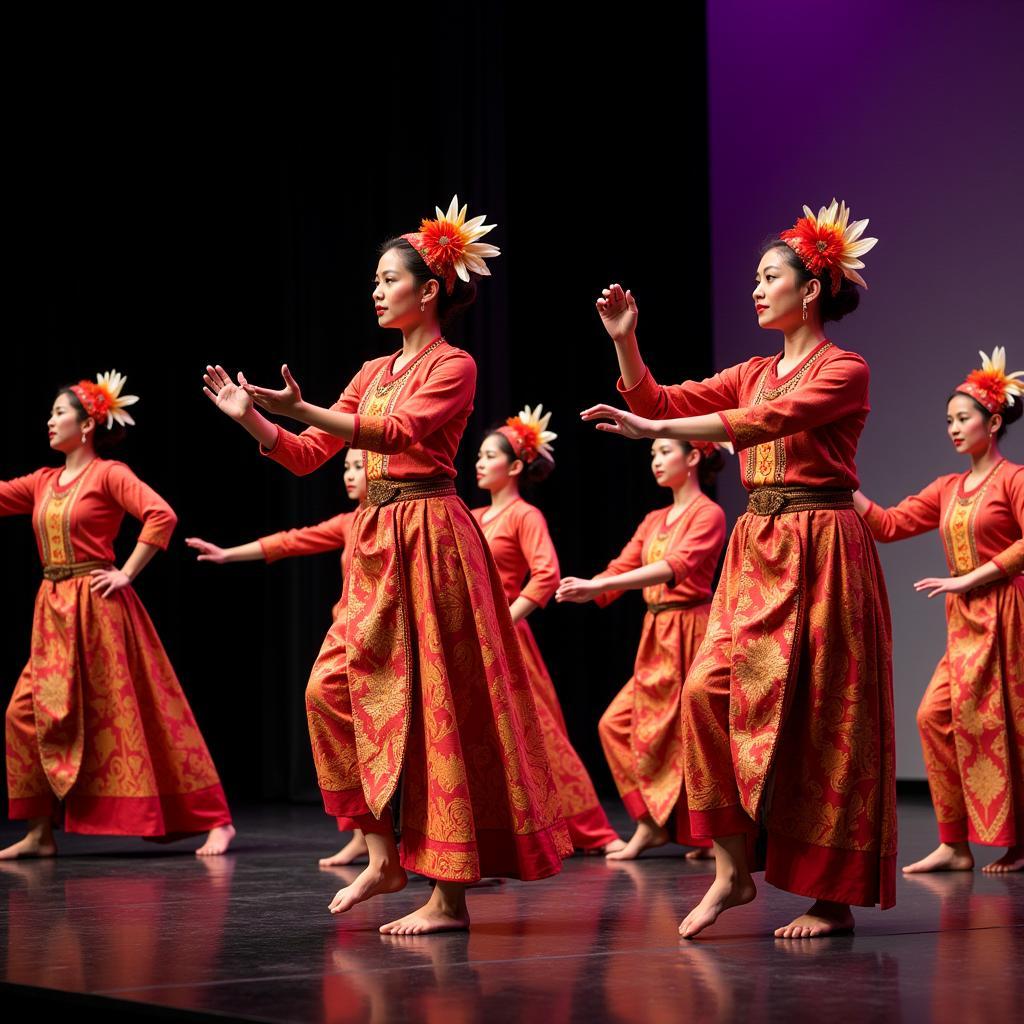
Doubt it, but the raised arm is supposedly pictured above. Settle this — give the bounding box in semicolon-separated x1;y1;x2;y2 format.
0;471;42;518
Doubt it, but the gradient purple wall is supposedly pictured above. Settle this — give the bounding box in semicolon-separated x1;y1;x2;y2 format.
707;0;1023;779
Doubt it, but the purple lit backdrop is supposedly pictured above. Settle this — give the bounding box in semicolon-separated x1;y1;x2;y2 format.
706;0;1023;779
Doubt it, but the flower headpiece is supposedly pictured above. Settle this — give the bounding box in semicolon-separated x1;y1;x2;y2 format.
498;404;556;464
70;370;139;429
779;198;878;294
401;195;500;294
691;441;718;459
956;347;1023;414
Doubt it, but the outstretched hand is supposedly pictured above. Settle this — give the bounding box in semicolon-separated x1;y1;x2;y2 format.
242;364;304;417
555;577;603;604
914;576;973;598
580;404;654;440
596;283;638;343
203;365;254;421
185;537;229;564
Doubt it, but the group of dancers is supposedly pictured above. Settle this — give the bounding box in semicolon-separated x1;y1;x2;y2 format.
2;195;1021;940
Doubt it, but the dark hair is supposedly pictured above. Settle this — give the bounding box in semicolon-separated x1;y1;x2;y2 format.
58;387;126;451
378;237;478;327
488;429;555;486
947;390;1021;441
759;238;860;322
681;441;725;490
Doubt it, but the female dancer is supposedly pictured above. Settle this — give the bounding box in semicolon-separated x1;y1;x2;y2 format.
582;200;896;938
556;438;726;860
202;197;570;934
186;448;370;867
2;372;234;859
473;407;623;854
855;348;1024;873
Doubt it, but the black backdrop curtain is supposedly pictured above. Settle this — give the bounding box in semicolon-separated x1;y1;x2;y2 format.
3;7;711;805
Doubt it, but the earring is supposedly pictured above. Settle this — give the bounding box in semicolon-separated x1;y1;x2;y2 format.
420;302;425;311
801;298;808;321
81;432;87;445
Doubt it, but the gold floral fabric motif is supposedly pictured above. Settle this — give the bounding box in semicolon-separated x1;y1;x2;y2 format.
337;492;570;881
680;506;897;908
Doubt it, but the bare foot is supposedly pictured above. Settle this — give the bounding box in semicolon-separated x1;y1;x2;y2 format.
379;882;470;935
320;832;369;868
774;900;854;938
0;831;57;861
685;846;715;861
582;838;626;856
329;859;408;915
982;846;1024;873
606;819;669;861
196;824;236;857
678;873;757;938
902;842;973;874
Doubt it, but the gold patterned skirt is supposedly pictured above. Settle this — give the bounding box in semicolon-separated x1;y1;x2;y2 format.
681;507;897;907
5;577;231;836
918;575;1024;847
311;491;571;882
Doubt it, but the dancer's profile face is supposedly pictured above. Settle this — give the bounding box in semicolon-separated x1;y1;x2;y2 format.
650;438;690;489
947;394;997;456
371;249;436;330
343;451;367;503
476;433;521;492
752;248;815;330
47;393;91;453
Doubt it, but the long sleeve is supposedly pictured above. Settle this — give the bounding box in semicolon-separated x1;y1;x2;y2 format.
259;512;351;563
719;352;869;452
102;462;178;549
991;466;1024;577
0;471;42;517
593;512;655;608
353;351;476;455
617;363;744;419
261;365;368;477
861;477;949;543
663;502;726;586
515;506;560;608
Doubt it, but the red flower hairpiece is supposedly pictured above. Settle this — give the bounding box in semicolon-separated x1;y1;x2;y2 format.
779;198;878;295
401;195;500;294
497;404;556;464
70;370;139;429
956;347;1023;414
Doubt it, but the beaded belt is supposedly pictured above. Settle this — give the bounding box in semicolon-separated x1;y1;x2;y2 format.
42;560;112;582
366;476;457;507
746;486;854;516
646;600;707;615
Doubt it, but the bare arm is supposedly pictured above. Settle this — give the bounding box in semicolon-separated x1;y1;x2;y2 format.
186;537;266;564
596;283;647;389
580;405;730;443
90;541;160;598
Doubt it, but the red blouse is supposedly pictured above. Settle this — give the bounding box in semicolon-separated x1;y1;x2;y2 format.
618;340;869;490
263;339;476;481
0;459;177;566
594;493;726;607
862;459;1024;578
471;499;560;608
259;510;357;578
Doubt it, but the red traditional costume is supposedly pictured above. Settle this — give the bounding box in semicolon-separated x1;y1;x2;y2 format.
261;338;571;881
472;497;619;851
620;338;897;907
2;458;231;837
860;350;1024;849
595;495;726;847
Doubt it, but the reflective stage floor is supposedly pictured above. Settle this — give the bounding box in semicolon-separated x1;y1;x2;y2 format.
2;798;1021;1022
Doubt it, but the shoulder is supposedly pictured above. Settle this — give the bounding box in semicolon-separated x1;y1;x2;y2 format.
1001;462;1024;489
819;344;870;379
469;505;487;523
433;344;476;379
639;507;669;530
95;458;136;481
513;501;549;530
693;494;727;526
